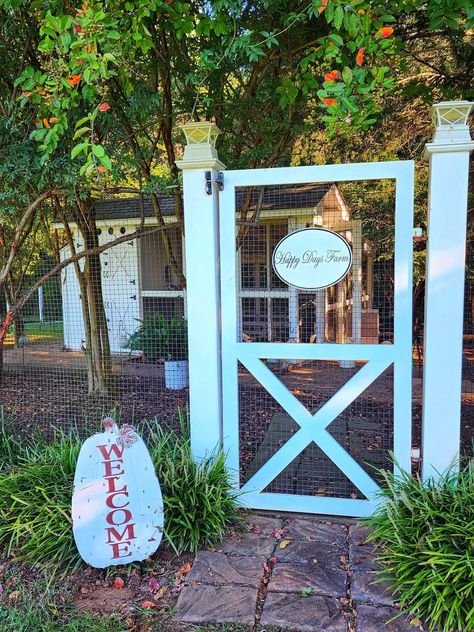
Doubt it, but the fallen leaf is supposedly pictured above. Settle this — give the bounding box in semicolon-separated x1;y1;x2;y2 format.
263;563;270;573
148;577;160;592
410;620;422;627
271;527;285;539
180;563;192;574
279;540;292;549
142;600;155;609
114;577;124;590
153;586;168;600
8;591;19;601
269;556;277;564
191;580;198;587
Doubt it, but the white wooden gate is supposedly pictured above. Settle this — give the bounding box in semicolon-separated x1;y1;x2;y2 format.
219;161;414;517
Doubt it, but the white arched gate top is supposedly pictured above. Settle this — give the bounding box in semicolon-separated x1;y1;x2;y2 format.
219;161;414;517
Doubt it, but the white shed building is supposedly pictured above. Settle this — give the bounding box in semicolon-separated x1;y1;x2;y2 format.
56;184;378;353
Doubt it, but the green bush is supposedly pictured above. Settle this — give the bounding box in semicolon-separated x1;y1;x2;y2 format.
146;412;241;553
0;413;240;571
365;462;474;632
128;313;188;361
0;428;81;571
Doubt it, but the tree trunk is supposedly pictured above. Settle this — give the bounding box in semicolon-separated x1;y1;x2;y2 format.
0;310;14;385
63;200;114;395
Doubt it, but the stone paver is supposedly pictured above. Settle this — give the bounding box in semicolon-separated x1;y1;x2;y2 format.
220;532;276;558
355;604;418;631
285;517;347;545
246;513;285;535
351;568;395;606
173;514;412;632
268;561;346;597
186;551;264;588
276;539;345;569
260;592;347;631
174;584;258;626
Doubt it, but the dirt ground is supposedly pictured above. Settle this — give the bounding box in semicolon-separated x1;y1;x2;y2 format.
1;356;472;473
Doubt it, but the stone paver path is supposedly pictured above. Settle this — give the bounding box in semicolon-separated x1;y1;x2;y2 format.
175;512;420;631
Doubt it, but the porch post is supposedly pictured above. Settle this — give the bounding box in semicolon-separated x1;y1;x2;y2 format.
177;122;226;461
422;101;473;481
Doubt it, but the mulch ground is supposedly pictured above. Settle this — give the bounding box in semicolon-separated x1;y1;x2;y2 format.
0;542;193;629
0;360;472;461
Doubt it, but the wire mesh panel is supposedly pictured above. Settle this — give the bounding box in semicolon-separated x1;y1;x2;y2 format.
220;163;413;516
0;200;189;438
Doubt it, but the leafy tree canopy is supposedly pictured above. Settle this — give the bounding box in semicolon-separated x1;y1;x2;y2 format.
2;0;471;182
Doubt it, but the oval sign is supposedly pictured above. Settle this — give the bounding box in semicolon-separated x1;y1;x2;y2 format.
272;227;352;290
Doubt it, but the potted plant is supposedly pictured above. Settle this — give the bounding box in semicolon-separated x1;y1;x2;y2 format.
128;314;189;389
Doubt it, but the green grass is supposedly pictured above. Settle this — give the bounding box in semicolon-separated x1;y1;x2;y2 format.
365;461;474;632
4;321;63;347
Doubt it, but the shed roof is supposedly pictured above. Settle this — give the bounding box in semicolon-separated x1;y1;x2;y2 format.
91;183;334;221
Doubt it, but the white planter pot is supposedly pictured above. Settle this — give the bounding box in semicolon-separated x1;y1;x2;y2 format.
164;360;189;390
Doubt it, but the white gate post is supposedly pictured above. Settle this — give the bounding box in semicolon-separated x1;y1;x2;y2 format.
177;123;226;461
422;101;473;480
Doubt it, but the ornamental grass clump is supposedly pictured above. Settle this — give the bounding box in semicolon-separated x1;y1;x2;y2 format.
365;462;474;632
146;413;242;553
0;428;82;571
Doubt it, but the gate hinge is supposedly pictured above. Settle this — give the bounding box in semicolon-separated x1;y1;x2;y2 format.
205;171;224;195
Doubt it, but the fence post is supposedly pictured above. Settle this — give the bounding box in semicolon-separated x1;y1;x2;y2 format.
177;123;225;461
422;101;473;481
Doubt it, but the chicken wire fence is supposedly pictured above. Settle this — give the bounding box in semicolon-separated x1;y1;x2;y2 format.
0;187;471;472
234;180;395;498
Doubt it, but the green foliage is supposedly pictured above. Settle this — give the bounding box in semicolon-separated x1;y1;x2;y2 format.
365;462;474;632
0;413;240;570
8;0;473;174
0;429;82;571
146;412;242;554
128;314;188;361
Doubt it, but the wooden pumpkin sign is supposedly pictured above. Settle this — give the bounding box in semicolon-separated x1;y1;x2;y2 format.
72;418;164;568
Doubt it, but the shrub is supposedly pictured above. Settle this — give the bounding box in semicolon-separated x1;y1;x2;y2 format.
147;412;242;553
0;429;82;571
365;462;474;632
0;414;240;570
128;313;188;361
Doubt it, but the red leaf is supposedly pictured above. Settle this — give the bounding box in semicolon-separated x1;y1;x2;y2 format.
142;600;155;609
97;166;107;173
322;98;337;107
377;26;394;39
356;47;365;66
318;0;327;13
180;563;192;574
324;70;340;83
98;102;111;112
114;577;124;590
67;74;82;86
148;577;160;592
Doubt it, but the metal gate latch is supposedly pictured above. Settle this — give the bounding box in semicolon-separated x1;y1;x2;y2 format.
205;171;224;195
